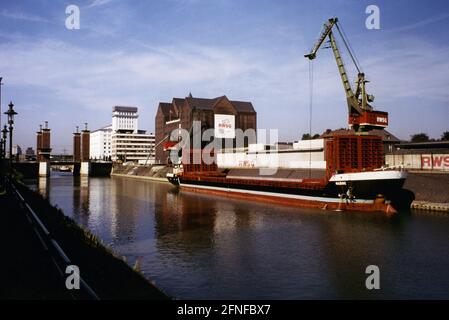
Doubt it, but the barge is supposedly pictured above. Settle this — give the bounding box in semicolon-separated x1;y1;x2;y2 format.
167;134;413;214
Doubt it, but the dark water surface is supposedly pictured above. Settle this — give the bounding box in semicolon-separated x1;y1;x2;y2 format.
26;174;449;299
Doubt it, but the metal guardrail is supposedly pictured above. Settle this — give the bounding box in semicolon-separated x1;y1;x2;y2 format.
9;181;100;300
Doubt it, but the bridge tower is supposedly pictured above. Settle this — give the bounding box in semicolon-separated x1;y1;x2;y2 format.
73;126;81;163
80;123;90;176
37;121;52;177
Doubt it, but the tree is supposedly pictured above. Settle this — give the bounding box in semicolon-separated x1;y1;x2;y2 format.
301;133;320;140
410;133;429;143
441;131;449;141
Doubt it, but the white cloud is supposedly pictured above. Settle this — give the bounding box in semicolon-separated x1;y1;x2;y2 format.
0;9;49;23
87;0;115;8
362;37;449;103
386;12;449;33
0;39;309;111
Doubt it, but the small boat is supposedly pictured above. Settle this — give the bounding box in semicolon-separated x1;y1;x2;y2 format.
59;165;72;172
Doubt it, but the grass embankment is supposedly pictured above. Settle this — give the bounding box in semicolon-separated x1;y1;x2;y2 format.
13;181;170;300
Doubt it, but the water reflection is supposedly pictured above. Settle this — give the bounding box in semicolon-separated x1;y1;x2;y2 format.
110;178;141;243
38;177;49;198
72;176;90;227
28;174;449;299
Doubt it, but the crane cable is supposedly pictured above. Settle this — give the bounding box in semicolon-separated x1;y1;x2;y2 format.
308;59;314;179
335;22;363;74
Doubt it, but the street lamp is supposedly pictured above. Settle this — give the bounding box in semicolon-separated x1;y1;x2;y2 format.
1;125;8;159
4;101;17;167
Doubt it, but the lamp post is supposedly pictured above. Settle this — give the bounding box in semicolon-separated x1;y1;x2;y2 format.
1;126;7;159
4;101;17;168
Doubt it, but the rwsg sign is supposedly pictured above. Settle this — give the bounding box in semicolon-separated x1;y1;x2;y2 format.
421;154;449;170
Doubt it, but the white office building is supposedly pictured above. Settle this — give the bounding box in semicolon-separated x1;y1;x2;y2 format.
90;125;113;160
90;106;155;163
112;131;155;162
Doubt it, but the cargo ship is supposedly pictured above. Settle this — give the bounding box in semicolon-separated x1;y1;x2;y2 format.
166;17;414;213
167;134;412;214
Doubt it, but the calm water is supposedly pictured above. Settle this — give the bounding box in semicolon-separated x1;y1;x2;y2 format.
26;173;449;299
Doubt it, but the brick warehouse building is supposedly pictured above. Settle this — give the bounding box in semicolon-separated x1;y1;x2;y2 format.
155;94;257;163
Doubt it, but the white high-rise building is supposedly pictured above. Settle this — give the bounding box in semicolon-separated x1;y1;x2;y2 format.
112;106;138;133
90;106;155;163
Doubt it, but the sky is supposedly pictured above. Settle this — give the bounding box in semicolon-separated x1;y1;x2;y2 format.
0;0;448;153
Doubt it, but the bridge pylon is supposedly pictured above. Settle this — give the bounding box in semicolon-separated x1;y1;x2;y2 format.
37;122;52;177
80;123;90;176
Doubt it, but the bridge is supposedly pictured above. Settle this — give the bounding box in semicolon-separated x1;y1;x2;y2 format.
13;161;113;178
15;122;113;177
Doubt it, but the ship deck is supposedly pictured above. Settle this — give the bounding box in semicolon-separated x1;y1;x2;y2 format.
181;168;329;190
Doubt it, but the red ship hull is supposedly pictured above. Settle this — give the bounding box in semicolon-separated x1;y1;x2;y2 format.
180;183;397;214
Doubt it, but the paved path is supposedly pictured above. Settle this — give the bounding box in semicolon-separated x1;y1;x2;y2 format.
0;191;72;300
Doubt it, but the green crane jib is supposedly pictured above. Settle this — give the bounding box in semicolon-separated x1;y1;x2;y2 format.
305;17;388;132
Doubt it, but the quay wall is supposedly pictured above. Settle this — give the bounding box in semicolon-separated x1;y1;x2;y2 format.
90;162;113;176
404;172;449;203
111;164;171;182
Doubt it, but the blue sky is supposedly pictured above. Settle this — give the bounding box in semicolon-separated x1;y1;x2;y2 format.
1;0;448;153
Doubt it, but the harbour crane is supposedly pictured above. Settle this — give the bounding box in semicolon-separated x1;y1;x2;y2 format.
305;17;388;132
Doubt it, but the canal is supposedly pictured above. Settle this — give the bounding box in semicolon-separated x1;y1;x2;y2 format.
26;174;449;299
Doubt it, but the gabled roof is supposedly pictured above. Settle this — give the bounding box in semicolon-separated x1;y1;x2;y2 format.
173;98;185;108
185;95;255;113
370;129;401;142
158;102;177;118
185;96;218;110
158;94;256;118
230;100;256;113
